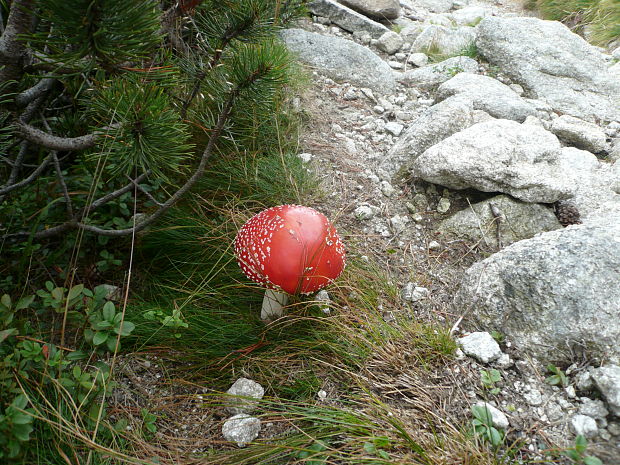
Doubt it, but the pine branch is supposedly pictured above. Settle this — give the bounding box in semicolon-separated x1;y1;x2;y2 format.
15;78;57;107
16;122;98;151
42;114;73;218
0;0;36;86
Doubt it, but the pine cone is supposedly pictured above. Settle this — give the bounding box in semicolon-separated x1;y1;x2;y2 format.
554;200;582;226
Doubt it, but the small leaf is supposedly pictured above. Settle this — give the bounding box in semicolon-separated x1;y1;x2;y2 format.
583;456;603;465
51;287;64;301
14;295;34;310
67;284;84;301
145;422;157;433
102;301;115;321
45;281;54;291
93;320;113;330
12;423;33;442
106;336;119;352
73;365;82;379
115;321;135;336
12;413;33;425
1;294;11;310
11;395;29;410
93;331;108;345
377;450;390;460
363;442;376;454
489;427;503;446
67;350;88;361
0;328;17;343
575;435;588;453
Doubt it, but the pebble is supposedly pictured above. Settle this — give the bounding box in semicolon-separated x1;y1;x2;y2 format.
428;240;441;250
474;402;510;429
222;414;261;447
226;378;265;415
457;332;502;364
385;121;404;136
354;204;377;220
570;414;598;438
402;283;430;302
436;197;451;213
380;180;397;197
523;388;543;406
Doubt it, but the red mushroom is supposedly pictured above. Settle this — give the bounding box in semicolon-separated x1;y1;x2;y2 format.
234;205;346;320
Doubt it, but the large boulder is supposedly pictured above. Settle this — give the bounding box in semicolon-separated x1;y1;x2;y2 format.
438;195;562;249
338;0;401;20
381;95;474;178
476;17;620;122
410;119;575;203
308;0;390;38
436;73;537;122
411;25;476;57
399;56;478;89
455;216;620;365
280;29;396;93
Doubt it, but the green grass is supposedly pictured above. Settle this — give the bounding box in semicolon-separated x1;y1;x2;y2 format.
533;0;620;45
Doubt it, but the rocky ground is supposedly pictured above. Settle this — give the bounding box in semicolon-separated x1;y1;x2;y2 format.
107;0;620;462
281;0;620;462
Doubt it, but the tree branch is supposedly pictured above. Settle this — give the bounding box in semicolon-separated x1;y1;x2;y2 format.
0;0;36;86
15;78;56;107
16;122;98;151
125;174;163;207
0;152;52;196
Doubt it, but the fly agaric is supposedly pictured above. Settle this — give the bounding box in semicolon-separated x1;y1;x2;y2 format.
234;205;346;320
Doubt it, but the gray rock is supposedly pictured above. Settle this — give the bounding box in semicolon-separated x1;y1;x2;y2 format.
451;6;492;26
438;195;562;249
402;283;430;302
380;180;397;197
436;197;450;213
524;388;543;406
426;13;455;28
476;17;620;122
411;25;476;57
550;115;609;154
411;119;575;203
457;331;502;363
436;73;537;122
400;56;478;89
226;378;265;415
376;31;404;54
557;148;620;221
222;414;261;447
281;29;396;93
407;52;429;67
354;203;378;220
308;0;390;37
415;0;453;13
339;0;401;20
389;214;409;232
591;365;620;416
579;397;609;420
385;121;404;136
473;402;510;429
570;414;598;438
454;217;620;365
381;95;474;178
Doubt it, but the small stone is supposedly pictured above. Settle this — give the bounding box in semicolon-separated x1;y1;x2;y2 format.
388;60;404;69
579;398;609;419
373;105;385;114
412;193;429;210
591;365;620;416
222;414;261;447
428;240;441;250
318;389;327;400
380;180;397;197
457;332;502;364
575;370;594;391
546;402;564;422
354;204;376;220
495;353;512;368
570;414;598;438
385;121;404;136
298;152;313;163
407;52;428;67
524;388;543;407
343;88;358;100
406;202;417;214
608;422;620;436
390;214;409;232
474;402;510;429
436;197;451;213
565;385;576;399
402;283;430;302
226;378;265;415
376;31;404;55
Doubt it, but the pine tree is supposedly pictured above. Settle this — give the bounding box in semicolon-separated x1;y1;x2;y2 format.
0;0;304;243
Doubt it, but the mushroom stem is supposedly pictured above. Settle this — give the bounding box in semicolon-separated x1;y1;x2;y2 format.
261;289;289;321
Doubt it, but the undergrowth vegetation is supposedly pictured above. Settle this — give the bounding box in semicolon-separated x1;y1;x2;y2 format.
526;0;620;45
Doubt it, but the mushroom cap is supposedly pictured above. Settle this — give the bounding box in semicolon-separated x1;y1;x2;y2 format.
234;205;346;295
